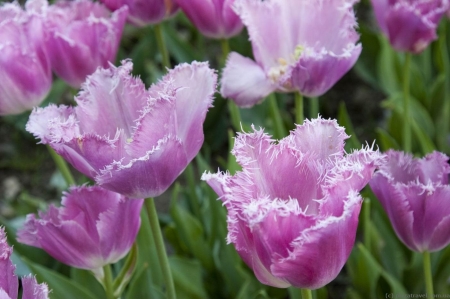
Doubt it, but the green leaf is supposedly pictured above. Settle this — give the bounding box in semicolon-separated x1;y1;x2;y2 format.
169;257;208;299
24;259;98;299
377;36;402;95
375;128;400;151
170;195;214;270
135;208;163;286
337;101;361;151
70;268;105;299
126;265;165;299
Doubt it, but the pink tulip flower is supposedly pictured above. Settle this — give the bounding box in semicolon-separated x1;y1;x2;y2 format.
372;0;448;53
202;117;384;289
370;150;450;252
99;0;179;27
220;0;361;107
0;0;52;115
0;227;49;299
42;0;128;87
17;186;143;277
177;0;243;39
26;60;216;198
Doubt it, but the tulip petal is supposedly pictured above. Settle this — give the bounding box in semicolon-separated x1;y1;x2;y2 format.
0;229;17;299
97;135;188;198
22;276;49;299
221;52;276;107
370;174;418;251
170;62;216;159
288;117;349;161
271;191;362;289
75;60;148;138
284;44;362;97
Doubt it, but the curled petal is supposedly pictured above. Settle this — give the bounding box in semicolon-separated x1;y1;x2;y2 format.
221;52;276;107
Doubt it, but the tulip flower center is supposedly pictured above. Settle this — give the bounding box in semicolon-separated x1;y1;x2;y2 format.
267;44;307;88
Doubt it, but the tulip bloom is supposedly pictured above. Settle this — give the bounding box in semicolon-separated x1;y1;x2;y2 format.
220;0;361;107
99;0;178;27
370;150;450;252
177;0;243;39
202;118;383;289
372;0;449;53
42;0;127;87
17;186;143;276
26;60;216;198
0;0;51;115
0;228;50;299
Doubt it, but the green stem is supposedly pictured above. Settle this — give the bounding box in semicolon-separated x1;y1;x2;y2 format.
301;288;313;299
295;92;304;125
268;93;287;139
154;23;170;69
438;21;450;152
103;265;115;299
228;101;243;132
363;198;371;251
423;251;434;297
402;53;412;152
46;145;75;186
220;38;230;66
144;198;176;299
309;97;319;119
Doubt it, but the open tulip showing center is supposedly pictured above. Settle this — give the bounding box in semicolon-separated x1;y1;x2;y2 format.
203;118;384;289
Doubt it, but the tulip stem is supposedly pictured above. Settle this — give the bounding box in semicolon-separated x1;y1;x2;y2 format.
103;264;116;299
309;96;319;119
268;93;287;139
402;53;412;152
301;288;313;299
154;23;171;69
220;38;230;66
438;21;450;152
228;101;243;132
295;92;304;124
46;145;75;186
423;251;434;297
145;198;177;299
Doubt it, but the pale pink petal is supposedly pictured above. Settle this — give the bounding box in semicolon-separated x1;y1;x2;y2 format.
75;60;148;138
220;52;276;108
21;276;49;299
168;61;216;159
415;151;450;184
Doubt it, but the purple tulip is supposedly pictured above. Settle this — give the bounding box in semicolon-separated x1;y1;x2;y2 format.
177;0;243;39
370;150;450;252
26;60;216;198
99;0;179;27
202;118;384;289
372;0;448;53
17;186;143;276
0;227;49;299
0;0;52;116
220;0;361;107
41;0;128;88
